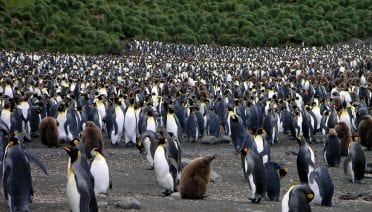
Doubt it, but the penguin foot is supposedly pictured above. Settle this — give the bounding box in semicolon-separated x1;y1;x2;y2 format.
126;142;135;148
161;190;173;196
147;166;154;170
111;142;119;147
248;197;261;203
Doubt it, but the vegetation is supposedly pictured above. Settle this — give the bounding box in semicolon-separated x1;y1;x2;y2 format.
0;0;371;54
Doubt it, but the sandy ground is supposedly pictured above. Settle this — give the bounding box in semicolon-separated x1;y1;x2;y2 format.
1;133;372;212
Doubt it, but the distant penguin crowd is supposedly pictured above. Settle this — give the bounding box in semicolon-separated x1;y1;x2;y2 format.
0;40;371;211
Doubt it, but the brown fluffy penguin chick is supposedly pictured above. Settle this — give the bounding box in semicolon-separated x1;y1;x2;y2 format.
39;117;59;147
81;121;104;158
358;115;372;150
335;122;352;156
180;155;216;199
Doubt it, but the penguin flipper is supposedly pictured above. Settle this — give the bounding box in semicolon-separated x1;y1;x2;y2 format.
2;165;10;200
25;151;48;175
113;121;118;135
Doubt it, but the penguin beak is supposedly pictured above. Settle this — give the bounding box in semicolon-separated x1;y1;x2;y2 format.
63;145;71;152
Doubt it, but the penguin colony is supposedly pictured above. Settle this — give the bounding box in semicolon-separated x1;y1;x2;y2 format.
0;41;371;211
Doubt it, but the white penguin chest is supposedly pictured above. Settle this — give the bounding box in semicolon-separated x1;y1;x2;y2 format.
67;174;80;212
154;146;169;175
124;108;137;132
146;117;156;132
90;158;110;194
166;115;178;136
115;107;125;133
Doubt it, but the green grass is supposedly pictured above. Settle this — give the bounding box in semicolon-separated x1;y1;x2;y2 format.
5;0;36;7
0;0;371;55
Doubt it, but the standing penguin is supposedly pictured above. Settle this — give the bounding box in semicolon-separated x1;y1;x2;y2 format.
308;167;334;206
81;121;104;158
39;116;59;147
165;105;182;142
180;155;216;199
343;140;366;183
323;129;341;167
185;106;198;143
90;148;112;197
264;161;288;202
230;114;253;153
136;130;158;169
2;137;48;211
123;98;138;147
64;145;98;212
282;184;314;212
296;137;315;183
252;128;270;164
153;136;180;195
205;107;220;137
56;102;69;143
240;146;266;203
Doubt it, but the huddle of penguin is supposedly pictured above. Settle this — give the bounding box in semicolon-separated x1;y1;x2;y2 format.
136;125;217;199
238;127;288;204
284;136;334;211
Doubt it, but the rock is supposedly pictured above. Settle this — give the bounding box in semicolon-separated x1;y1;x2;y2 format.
116;197;142;209
210;171;222;182
215;135;232;144
170;192;180;198
339;192;359;200
200;136;217;144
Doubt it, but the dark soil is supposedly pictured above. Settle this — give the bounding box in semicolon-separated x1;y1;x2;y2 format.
1;134;371;212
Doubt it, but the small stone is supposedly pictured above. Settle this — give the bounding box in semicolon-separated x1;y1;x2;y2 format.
210;171;222;182
170;192;180;198
116;197;142;209
200;136;217;144
215;135;232;143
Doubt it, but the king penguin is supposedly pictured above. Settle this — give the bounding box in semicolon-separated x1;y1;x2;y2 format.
282;184;314;212
240;145;266;203
64;145;98;212
136;130;157;169
153;136;178;195
185;106;199;143
343;139;366;183
264;161;288;201
308;166;334;206
165;105;182;142
205;107;220;137
124;98;138;147
323;129;341;167
90;148;112;197
2;137;48;212
296;137;315;183
252;128;270;164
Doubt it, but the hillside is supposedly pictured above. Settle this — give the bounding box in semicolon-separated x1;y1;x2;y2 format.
0;0;371;54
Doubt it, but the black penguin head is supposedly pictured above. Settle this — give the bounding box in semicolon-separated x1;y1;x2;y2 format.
240;147;249;157
296;136;303;146
7;136;21;148
256;128;265;136
158;137;167;145
69;138;80;147
64;145;80;163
